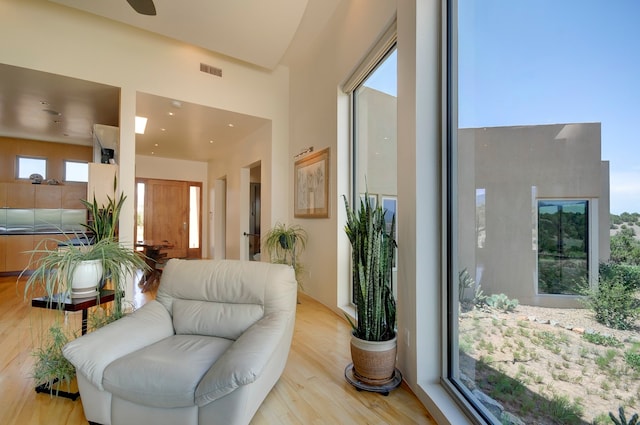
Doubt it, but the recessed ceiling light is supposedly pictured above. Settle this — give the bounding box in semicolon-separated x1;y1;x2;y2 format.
209;140;214;144
160;128;166;132
228;123;234;127
154;143;158;147
135;116;148;134
168;112;174;116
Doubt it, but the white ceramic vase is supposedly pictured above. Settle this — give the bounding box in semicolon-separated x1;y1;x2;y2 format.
70;259;103;298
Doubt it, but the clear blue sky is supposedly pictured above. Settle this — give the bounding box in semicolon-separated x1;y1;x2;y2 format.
458;0;640;214
366;2;640;214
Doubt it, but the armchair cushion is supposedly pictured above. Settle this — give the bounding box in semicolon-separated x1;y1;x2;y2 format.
63;300;174;390
194;310;292;406
172;299;263;340
103;335;233;408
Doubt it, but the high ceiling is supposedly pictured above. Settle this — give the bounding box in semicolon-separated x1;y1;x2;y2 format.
0;0;341;161
49;0;310;71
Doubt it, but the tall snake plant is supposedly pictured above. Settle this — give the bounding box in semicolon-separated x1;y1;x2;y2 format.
343;194;397;342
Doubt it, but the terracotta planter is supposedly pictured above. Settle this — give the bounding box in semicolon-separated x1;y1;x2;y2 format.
350;334;397;385
70;259;103;298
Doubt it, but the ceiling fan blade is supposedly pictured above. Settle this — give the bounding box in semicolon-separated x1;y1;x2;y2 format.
126;0;156;16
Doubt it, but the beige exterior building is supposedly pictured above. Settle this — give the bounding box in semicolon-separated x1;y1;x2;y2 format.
458;123;610;308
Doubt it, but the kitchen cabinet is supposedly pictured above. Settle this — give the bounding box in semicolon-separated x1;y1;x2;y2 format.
6;183;35;208
0;236;5;272
0;182;6;207
35;184;62;208
4;234;33;273
62;184;87;209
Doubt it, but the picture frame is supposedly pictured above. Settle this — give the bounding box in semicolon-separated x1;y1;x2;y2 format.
294;148;330;218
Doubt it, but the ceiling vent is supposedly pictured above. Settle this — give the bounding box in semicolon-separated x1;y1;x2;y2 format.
200;63;222;77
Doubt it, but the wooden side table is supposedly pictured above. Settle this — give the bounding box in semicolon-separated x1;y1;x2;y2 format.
32;289;115;336
31;289;115;400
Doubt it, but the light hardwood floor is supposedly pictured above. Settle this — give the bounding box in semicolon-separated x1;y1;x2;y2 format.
0;275;435;425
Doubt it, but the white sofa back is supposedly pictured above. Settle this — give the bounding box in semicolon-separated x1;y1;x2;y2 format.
156;259;297;340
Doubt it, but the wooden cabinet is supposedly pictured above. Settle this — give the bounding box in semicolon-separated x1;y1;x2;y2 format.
0;236;6;272
0;182;7;207
35;184;62;208
6;183;35;208
4;234;33;272
62;184;87;209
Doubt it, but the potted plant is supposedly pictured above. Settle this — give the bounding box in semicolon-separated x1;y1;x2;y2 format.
21;185;149;394
343;193;398;387
262;222;307;288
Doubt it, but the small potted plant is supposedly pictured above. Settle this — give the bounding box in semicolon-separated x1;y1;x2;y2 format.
343;193;398;388
262;222;307;288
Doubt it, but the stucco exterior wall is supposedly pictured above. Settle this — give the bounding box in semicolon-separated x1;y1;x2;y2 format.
458;123;610;307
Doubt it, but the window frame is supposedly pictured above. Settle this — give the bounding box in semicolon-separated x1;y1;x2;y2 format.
16;155;47;180
63;159;89;183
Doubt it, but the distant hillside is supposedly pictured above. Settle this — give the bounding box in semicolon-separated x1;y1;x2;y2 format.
610;212;640;239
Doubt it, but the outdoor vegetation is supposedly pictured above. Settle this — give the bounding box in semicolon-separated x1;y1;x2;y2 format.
459;214;640;424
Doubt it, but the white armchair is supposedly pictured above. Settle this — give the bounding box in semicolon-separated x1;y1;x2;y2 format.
63;259;298;425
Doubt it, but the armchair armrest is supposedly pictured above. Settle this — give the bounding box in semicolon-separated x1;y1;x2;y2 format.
194;311;293;406
62;300;174;391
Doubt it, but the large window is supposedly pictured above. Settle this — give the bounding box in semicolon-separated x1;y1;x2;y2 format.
350;43;397;300
449;1;639;424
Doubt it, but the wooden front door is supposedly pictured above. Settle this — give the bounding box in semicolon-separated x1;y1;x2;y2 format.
137;178;190;259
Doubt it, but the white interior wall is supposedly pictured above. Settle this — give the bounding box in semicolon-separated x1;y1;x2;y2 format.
208;124;272;260
1;0;288;298
288;0;396;312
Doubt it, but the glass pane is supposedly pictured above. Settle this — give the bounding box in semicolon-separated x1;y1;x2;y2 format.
354;48;397;199
538;200;588;295
189;185;200;249
17;157;46;179
353;47;397;300
136;182;145;243
64;161;88;182
452;1;639;423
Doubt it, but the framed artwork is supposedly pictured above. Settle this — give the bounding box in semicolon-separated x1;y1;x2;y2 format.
294;148;330;218
359;193;377;209
381;196;397;235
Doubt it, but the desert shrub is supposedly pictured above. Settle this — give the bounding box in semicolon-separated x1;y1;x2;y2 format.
610;228;640;266
583;332;623;348
600;262;640;291
486;293;518;312
458;268;474;304
625;351;640;371
582;276;640;330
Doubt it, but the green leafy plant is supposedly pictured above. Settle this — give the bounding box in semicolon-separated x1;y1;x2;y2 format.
582;276;640;330
583;332;623;348
458;268;474;304
343;193;396;341
609;406;639;425
625;351;640;371
485;293;519;312
262;222;307;288
32;321;76;394
81;174;125;242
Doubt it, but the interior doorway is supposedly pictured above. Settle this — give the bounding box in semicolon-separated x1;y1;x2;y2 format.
248;163;261;260
135;178;202;259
